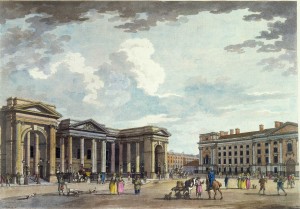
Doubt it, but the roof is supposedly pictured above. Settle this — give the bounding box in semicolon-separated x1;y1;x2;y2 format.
183;160;199;167
219;128;274;139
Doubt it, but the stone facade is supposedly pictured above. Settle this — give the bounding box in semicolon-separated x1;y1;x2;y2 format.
0;97;171;182
167;151;198;172
198;121;298;177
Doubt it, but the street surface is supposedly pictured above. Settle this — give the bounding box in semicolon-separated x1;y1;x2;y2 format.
0;176;299;209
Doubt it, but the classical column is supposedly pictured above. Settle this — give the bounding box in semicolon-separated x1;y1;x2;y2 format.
252;143;256;165
49;125;56;182
127;143;131;173
101;140;106;173
26;132;31;169
67;136;72;172
164;143;168;176
111;142;115;173
151;143;155;173
80;138;84;167
135;142;140;173
60;137;65;172
279;140;283;164
34;133;39;174
211;146;215;166
199;147;202;165
15;121;23;176
92;139;97;173
268;142;271;164
119;142;123;173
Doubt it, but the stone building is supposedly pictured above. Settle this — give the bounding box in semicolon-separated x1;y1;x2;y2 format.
0;97;171;182
198;121;298;177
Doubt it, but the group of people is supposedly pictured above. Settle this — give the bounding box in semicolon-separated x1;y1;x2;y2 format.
237;173;251;189
109;174;143;195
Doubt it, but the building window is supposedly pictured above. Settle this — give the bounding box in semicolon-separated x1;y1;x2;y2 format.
240;151;243;155
223;159;226;164
56;147;60;158
229;151;232;156
218;159;221;164
265;149;269;154
257;157;261;164
229;159;232;164
77;149;80;159
218;147;221;150
234;151;237;156
257;143;261;147
246;145;249;148
246;158;250;163
30;146;34;158
274;141;277;145
246;150;250;155
240;145;243;148
274;147;278;153
234;158;237;164
234;146;237;149
229;146;232;149
223;152;226;156
274;156;278;163
287;142;293;152
265;143;268;146
87;149;91;160
218;152;221;157
240;158;243;164
257;149;261;154
265;157;269;164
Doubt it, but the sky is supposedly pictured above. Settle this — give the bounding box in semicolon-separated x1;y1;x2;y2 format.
0;2;297;155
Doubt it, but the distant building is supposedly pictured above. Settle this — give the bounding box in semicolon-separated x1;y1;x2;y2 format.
198;121;298;177
182;159;199;173
167;151;198;172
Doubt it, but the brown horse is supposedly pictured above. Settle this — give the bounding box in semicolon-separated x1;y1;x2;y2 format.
206;178;223;200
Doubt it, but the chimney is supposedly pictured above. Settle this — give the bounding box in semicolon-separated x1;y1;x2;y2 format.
275;121;281;128
235;128;240;134
219;131;224;136
259;124;264;132
230;129;234;135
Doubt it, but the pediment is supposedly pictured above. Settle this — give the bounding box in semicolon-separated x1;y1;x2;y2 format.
270;122;298;135
70;119;108;133
155;129;171;137
15;103;62;118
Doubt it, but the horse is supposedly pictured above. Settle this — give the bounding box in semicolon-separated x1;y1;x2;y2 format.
206;178;223;200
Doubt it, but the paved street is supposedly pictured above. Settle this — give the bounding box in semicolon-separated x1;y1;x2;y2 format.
0;177;299;209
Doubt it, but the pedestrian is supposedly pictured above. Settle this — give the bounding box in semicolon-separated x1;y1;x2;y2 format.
109;175;118;195
207;168;215;190
101;172;106;184
258;176;267;195
195;177;204;198
274;175;287;196
97;173;101;184
246;175;251;190
5;173;11;187
127;172;131;182
117;176;125;195
224;174;229;189
133;175;142;195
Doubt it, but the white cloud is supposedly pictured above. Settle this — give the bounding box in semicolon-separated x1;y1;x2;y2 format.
119;38;165;96
29;67;49;79
127;114;180;127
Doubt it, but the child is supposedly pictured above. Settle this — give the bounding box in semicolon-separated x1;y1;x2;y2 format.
195;177;204;198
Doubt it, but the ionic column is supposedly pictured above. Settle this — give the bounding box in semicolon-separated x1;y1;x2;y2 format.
111;142;115;173
34;133;40;174
15;121;23;175
26;132;31;169
127;143;131;173
60;138;65;172
279;140;283;164
49;125;56;182
268;142;271;164
80;138;84;167
119;142;123;173
92;139;97;173
135;142;140;173
67;136;72;172
101;140;106;173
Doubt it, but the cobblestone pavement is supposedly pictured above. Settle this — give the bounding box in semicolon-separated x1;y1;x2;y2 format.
0;178;299;209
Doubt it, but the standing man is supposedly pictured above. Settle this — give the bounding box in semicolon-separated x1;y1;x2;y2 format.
258;176;267;195
224;174;229;189
133;175;142;195
207;168;215;190
275;175;287;196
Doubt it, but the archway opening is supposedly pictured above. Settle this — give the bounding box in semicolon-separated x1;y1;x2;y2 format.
155;145;164;174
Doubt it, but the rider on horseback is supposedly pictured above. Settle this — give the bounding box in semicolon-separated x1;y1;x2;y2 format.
208;168;215;190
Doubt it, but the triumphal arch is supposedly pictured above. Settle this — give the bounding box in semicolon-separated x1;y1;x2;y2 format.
0;97;170;182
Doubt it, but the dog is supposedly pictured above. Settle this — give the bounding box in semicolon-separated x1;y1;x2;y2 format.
252;184;257;189
26;193;36;199
89;187;97;194
164;192;172;200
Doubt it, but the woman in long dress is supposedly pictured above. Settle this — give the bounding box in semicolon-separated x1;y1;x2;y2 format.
109;177;118;194
195;177;204;199
117;176;125;195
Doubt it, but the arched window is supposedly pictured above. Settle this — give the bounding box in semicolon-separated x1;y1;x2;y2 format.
287;142;293;152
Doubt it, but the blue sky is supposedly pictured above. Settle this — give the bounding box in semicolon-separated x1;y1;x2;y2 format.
0;2;297;154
